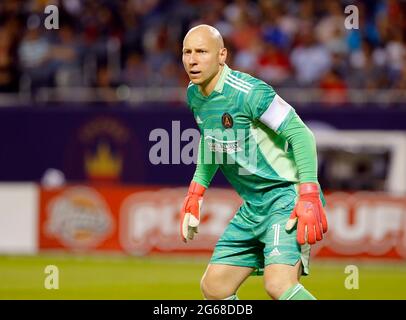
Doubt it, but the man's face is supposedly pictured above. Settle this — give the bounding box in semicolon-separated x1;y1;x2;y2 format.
182;30;225;87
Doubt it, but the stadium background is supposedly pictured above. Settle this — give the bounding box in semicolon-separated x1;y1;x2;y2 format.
0;0;406;299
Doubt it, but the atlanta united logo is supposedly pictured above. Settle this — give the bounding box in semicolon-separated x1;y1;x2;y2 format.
222;113;233;129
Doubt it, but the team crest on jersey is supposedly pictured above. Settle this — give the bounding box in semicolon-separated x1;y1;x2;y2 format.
222;113;233;129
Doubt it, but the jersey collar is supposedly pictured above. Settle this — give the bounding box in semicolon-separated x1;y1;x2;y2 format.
213;64;231;94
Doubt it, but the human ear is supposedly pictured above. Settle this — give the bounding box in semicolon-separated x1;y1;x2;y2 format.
219;48;227;66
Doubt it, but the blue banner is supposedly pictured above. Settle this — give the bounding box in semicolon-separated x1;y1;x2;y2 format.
0;103;405;184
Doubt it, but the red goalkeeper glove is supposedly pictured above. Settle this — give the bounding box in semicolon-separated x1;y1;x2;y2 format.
180;181;206;243
285;183;328;245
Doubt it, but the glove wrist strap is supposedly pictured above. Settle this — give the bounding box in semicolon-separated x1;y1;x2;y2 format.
188;181;206;197
299;182;319;195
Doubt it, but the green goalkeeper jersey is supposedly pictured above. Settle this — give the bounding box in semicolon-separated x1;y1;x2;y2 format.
187;64;320;221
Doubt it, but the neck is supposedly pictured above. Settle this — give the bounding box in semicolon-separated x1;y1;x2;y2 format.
199;65;224;96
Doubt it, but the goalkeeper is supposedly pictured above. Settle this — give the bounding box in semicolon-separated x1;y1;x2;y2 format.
180;25;328;300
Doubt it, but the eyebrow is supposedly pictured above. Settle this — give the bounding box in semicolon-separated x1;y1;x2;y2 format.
183;47;209;52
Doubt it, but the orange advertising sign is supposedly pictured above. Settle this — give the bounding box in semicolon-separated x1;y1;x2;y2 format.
39;185;242;254
39;185;406;259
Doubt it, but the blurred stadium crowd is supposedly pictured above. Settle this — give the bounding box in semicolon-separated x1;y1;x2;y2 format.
0;0;405;101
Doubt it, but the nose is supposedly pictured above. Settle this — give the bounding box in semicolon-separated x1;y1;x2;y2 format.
188;52;197;65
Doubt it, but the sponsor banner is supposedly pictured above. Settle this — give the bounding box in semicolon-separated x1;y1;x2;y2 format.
39;186;406;259
2;106;406;185
38;185;242;254
39;185;120;252
314;192;406;259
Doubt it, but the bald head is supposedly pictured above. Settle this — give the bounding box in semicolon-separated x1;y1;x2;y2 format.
183;24;224;51
182;24;227;96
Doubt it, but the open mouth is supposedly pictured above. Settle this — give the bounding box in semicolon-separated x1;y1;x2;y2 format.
190;71;201;76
